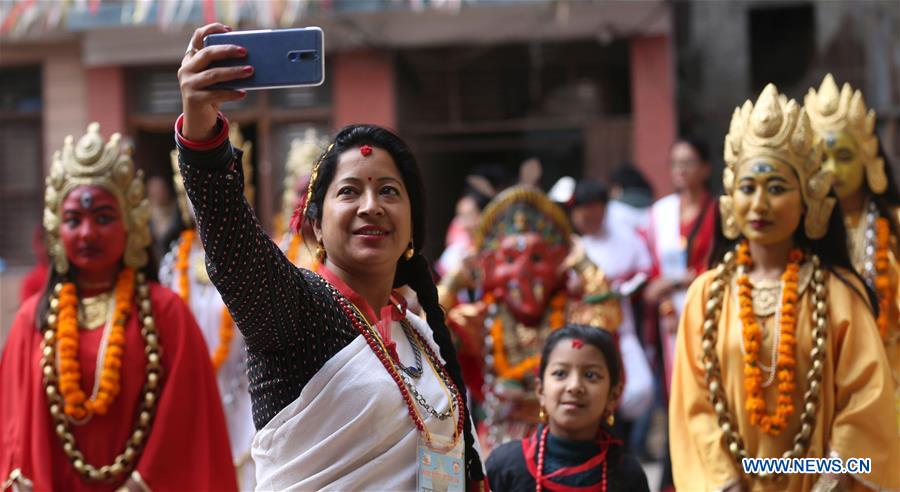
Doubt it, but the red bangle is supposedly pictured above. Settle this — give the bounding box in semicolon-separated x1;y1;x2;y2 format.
174;112;229;151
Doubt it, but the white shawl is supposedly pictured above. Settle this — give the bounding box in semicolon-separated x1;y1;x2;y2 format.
252;312;473;491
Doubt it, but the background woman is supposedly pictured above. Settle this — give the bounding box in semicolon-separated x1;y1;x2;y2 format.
0;123;235;491
644;136;716;395
669;84;898;491
176;23;484;490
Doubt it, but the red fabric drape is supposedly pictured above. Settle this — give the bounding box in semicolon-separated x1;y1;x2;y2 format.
0;283;237;491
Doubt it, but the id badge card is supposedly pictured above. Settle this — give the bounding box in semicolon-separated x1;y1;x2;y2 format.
416;434;464;492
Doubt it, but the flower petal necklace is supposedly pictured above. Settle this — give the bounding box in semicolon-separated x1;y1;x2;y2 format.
700;244;828;479
735;241;803;435
42;270;162;483
176;229;234;371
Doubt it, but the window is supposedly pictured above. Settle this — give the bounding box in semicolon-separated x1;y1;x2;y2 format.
0;66;43;266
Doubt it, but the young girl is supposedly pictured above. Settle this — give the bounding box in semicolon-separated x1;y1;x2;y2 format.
486;324;649;491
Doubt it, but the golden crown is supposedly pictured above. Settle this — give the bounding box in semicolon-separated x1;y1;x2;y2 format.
230;123;255;205
721;84;835;240
475;185;572;252
44;123;150;273
804;73;887;194
281;129;326;227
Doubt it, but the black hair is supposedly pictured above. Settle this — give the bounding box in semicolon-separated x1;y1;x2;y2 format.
538;324;622;391
673;136;711;164
709;192;878;314
35;247;160;331
870;141;900;242
304;124;485;483
460;185;492;211
673;136;714;193
609;162;653;194
571;179;609;207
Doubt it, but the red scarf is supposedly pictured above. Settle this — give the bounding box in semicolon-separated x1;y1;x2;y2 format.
522;427;620;492
317;265;407;361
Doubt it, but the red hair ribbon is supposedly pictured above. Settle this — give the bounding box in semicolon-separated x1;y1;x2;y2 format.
360;145;373;157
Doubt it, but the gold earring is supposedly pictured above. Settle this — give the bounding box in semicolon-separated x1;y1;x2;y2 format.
606;413;615;426
315;242;326;263
719;196;740;239
539;406;548;423
404;242;415;260
865;157;888;194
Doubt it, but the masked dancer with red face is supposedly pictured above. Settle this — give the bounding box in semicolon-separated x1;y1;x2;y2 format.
175;23;485;490
443;185;622;453
669;84;899;491
0;123;236;491
804;74;900;437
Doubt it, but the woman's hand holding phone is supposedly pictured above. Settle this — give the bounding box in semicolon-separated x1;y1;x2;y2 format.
177;23;253;141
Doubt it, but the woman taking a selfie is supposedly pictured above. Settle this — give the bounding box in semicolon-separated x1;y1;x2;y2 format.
176;23;485;490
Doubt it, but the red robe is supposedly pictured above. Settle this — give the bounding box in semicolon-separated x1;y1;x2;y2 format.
0;283;238;491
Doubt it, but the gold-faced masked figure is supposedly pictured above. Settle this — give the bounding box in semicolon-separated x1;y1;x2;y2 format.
807;75;900;438
669;83;900;491
44;122;150;274
720;83;835;241
804;73;887;199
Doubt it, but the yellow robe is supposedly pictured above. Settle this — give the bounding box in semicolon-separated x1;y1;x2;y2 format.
670;267;899;491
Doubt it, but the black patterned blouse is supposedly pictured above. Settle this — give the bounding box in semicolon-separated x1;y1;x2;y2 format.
176;137;359;430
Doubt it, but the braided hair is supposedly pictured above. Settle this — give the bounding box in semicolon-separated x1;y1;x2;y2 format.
304;124;485;484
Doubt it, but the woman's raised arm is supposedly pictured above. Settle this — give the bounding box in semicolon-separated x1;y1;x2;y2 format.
175;23;321;352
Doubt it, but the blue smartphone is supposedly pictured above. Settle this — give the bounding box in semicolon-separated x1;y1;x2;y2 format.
203;27;325;90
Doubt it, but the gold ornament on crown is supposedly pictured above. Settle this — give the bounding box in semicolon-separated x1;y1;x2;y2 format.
230;123;255;205
720;83;835;240
44;123;150;274
804;73;887;194
278;129;326;237
169;122;256;226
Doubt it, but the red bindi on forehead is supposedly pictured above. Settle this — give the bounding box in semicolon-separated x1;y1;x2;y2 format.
571;339;585;350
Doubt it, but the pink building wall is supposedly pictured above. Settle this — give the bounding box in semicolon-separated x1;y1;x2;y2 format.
630;35;677;197
332;51;396;130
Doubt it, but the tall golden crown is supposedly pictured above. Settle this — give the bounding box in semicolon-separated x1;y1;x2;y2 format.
281;129;326;229
169;148;193;226
804;73;887;194
44;123;150;274
720;83;835;240
230;123;255;205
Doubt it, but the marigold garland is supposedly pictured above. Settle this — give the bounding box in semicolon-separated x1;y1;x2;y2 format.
489;291;567;380
285;233;302;265
176;229;233;371
873;217;891;340
736;241;801;436
57;268;134;420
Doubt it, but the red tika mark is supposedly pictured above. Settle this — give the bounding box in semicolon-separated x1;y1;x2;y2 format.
571;339;584;349
360;145;373;156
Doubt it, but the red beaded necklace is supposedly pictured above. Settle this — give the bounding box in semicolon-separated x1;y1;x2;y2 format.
332;290;467;448
535;426;609;492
